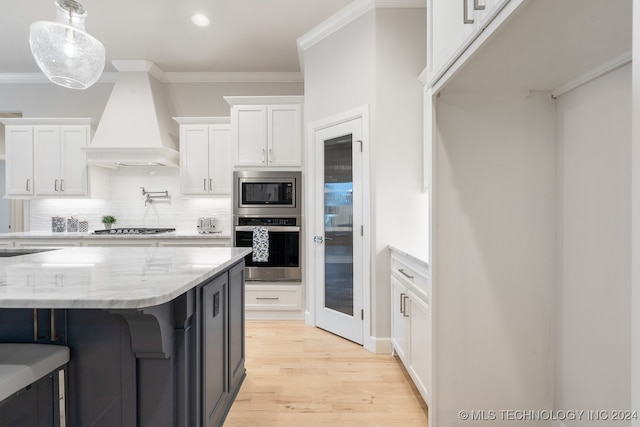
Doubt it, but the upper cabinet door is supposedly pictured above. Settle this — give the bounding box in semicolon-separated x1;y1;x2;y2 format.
59;125;89;196
427;0;513;87
33;125;89;196
428;0;479;83
33;126;62;196
180;125;212;195
209;125;232;194
232;105;268;166
5;126;34;196
267;105;302;167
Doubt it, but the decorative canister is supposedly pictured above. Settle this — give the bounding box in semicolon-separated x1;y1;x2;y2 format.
51;216;66;233
78;221;89;233
67;217;79;232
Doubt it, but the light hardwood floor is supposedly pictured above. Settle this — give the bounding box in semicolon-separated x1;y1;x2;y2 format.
224;320;428;427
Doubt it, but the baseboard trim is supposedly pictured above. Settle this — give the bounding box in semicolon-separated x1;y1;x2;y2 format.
367;336;393;354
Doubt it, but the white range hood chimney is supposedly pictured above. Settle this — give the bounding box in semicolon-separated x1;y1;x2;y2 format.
84;60;179;168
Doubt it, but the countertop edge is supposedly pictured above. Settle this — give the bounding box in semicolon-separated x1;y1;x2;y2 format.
388;245;429;270
0;247;252;310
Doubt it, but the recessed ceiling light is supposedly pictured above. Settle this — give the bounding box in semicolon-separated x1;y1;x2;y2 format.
191;13;210;27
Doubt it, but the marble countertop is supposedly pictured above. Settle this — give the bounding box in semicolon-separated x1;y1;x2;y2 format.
0;231;231;239
0;247;251;309
388;245;429;269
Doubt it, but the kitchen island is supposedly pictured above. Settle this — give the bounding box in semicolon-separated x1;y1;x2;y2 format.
0;246;250;427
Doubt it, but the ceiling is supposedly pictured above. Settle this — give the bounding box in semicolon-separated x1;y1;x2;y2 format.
0;0;354;75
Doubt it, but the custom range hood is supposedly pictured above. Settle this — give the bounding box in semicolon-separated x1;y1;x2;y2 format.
84;60;179;168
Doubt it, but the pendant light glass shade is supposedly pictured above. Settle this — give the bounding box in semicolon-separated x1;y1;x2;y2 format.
29;0;105;90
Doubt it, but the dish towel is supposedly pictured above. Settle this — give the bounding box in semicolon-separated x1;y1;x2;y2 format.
252;226;269;262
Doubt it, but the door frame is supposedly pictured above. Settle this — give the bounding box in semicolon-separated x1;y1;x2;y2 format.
305;105;373;352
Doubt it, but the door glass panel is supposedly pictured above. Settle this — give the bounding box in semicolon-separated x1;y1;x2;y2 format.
324;134;353;316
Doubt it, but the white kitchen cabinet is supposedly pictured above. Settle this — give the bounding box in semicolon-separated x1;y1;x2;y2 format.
428;0;479;83
391;276;409;361
175;118;231;195
389;248;430;407
225;96;303;168
406;288;431;403
33;125;89;196
244;282;304;320
426;0;516;87
4;126;34;197
0;118;106;199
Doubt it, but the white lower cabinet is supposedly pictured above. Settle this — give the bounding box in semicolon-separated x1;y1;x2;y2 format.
406;289;431;402
391;276;409;361
390;248;431;408
245;282;304;320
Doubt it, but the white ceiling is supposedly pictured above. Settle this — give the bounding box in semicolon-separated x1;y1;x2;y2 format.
0;0;354;75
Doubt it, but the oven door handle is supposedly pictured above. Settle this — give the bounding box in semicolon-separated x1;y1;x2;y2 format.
235;226;301;232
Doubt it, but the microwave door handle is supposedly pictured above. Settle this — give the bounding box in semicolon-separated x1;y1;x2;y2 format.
235;226;301;232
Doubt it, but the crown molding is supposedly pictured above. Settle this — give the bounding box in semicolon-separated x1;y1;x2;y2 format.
296;0;426;71
163;72;303;83
0;71;302;85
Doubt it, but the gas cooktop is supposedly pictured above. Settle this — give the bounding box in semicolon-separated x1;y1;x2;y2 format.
92;227;176;235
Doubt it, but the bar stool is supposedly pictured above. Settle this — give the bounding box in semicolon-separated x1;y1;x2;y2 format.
0;343;70;427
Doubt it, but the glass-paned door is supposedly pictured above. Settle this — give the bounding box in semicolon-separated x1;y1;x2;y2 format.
314;118;363;344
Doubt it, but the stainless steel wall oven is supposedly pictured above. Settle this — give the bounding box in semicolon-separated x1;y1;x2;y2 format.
233;171;302;281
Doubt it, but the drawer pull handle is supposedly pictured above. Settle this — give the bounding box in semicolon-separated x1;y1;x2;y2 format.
399;269;414;279
463;0;474;24
402;295;410;317
256;297;280;300
400;292;406;314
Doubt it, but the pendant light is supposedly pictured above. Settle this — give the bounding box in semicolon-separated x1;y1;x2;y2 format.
29;0;105;90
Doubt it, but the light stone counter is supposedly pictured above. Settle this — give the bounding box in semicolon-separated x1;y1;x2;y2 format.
0;246;250;309
388;245;428;269
0;231;231;240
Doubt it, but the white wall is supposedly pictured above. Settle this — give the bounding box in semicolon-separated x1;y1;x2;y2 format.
555;64;631;425
632;1;640;424
0;80;302;119
303;7;427;341
435;89;556;424
373;9;428;338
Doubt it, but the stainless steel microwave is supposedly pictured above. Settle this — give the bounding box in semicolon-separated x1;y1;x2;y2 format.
233;171;302;216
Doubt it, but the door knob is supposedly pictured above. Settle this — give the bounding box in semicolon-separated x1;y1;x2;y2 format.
313;236;323;244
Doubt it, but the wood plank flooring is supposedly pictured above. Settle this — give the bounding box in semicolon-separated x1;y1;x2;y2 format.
224;320;428;427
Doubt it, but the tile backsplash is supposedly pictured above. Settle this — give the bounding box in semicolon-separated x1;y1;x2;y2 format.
29;168;232;234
